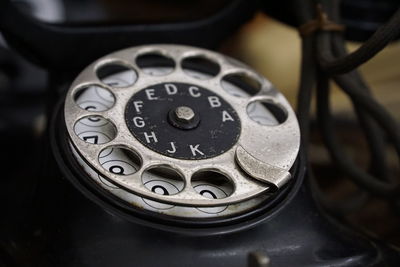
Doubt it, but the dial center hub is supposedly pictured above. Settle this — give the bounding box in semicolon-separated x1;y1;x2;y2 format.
168;106;200;130
174;106;195;122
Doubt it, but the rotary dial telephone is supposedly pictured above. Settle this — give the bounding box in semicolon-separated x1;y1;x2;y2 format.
1;0;399;266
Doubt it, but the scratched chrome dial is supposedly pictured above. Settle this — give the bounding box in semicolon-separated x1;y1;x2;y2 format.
64;45;300;208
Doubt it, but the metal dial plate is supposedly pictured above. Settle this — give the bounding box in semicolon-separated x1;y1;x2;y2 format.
64;45;300;207
69;68;268;218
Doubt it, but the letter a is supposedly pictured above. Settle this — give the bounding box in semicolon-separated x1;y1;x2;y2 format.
222;110;234;122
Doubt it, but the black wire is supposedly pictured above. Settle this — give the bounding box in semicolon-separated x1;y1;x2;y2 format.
297;37;316;147
294;0;317;153
320;0;399;195
327;6;390;182
295;0;400;213
333;75;400;158
314;1;400;196
315;69;371;213
316;69;399;197
294;4;369;215
318;6;400;75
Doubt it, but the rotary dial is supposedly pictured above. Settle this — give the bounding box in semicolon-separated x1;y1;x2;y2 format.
64;45;300;213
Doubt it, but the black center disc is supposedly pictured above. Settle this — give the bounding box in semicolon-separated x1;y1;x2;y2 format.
125;82;241;160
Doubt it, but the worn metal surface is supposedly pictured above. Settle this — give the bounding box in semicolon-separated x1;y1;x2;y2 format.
174;106;195;122
236;146;291;189
64;44;300;207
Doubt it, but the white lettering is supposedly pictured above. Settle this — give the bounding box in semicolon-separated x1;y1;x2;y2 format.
165;84;178;95
133;101;143;113
208;96;221;108
167;142;176;153
145;89;157;100
133;116;145;128
144;131;158;143
189;144;204;156
222;110;234;122
188;86;201;97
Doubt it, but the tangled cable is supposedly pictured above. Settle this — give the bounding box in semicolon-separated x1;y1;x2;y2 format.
295;0;400;214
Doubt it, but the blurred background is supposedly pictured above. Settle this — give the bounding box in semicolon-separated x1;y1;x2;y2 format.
220;13;400;246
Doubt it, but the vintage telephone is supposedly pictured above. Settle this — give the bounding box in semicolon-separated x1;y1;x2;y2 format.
0;0;399;266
